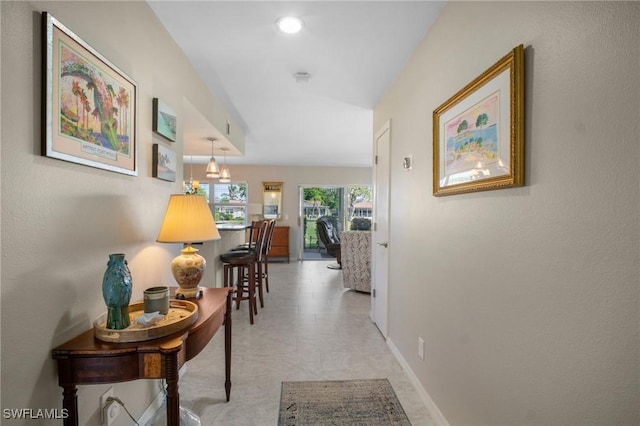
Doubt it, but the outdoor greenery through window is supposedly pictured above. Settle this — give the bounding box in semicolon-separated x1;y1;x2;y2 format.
211;182;248;225
303;186;372;222
302;186;372;254
186;181;248;225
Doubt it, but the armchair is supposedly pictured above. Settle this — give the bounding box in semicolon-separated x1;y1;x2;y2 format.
316;216;341;264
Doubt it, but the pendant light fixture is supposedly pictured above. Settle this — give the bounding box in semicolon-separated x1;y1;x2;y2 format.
205;137;220;179
219;148;231;183
183;156;200;193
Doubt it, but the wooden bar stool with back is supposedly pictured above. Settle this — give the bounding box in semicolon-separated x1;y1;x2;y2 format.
220;219;269;324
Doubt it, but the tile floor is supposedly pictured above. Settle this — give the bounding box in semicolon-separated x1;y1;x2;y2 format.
158;260;435;425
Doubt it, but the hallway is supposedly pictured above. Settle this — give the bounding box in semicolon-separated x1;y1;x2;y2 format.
161;260;435;425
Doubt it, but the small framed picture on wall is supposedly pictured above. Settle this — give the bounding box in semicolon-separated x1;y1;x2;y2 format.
152;98;177;142
152;144;177;182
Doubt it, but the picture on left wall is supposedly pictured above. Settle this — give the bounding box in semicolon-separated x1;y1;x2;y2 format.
42;12;138;176
152;98;177;142
152;144;177;182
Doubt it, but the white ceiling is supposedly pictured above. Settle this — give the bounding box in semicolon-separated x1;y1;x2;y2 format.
148;1;445;167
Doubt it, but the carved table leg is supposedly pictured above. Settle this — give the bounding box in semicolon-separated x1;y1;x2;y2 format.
164;351;180;426
62;385;78;426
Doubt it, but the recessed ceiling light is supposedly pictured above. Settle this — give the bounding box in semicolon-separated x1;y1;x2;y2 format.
276;16;304;34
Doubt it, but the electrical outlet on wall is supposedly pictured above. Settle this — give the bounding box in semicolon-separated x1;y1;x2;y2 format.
100;387;121;426
100;387;113;424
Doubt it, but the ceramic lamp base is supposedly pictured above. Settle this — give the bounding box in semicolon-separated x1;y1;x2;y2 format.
175;286;202;299
170;244;206;299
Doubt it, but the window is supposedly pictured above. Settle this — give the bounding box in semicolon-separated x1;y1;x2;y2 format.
210;182;248;225
182;181;248;225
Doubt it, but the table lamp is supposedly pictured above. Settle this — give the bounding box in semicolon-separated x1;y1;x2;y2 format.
157;194;221;299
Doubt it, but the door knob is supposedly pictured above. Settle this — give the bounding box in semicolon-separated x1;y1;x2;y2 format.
377;242;388;248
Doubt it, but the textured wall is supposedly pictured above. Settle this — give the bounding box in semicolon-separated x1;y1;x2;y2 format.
0;1;237;424
374;2;639;425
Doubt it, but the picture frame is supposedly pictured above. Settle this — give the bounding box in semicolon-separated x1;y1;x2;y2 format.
433;44;524;196
263;182;283;219
152;98;177;142
152;144;177;182
42;12;138;176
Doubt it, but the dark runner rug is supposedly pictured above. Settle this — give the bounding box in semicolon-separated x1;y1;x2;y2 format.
278;378;411;425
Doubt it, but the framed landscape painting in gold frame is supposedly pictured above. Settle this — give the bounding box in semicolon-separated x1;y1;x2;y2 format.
42;12;138;176
433;44;524;196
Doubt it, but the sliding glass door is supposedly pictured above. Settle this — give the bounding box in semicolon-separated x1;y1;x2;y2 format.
299;185;372;260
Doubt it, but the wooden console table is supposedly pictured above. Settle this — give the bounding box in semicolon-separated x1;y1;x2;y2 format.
52;287;232;426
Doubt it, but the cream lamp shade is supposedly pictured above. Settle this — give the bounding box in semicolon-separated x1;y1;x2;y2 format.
157;194;220;299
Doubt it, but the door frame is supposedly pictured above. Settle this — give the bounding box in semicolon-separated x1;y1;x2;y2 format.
297;184;347;260
371;120;391;337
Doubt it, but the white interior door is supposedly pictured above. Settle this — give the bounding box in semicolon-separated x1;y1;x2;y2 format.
371;121;390;337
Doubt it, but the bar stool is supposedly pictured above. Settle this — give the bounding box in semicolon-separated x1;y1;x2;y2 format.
260;219;277;293
231;219;275;302
234;219;274;308
220;220;268;324
232;220;260;251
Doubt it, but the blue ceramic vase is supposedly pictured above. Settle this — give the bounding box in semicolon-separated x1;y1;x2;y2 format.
102;253;133;330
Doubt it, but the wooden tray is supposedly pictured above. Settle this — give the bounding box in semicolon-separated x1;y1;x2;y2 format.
94;299;198;343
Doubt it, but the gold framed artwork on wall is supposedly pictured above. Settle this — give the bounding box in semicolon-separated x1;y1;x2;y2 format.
433;44;524;196
42;12;138;176
263;182;283;219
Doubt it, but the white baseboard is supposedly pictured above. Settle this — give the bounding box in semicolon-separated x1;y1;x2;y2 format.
138;364;188;426
387;338;450;426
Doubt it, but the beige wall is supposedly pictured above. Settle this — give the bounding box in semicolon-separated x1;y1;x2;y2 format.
0;1;241;424
374;2;639;425
4;1;638;425
187;163;372;259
